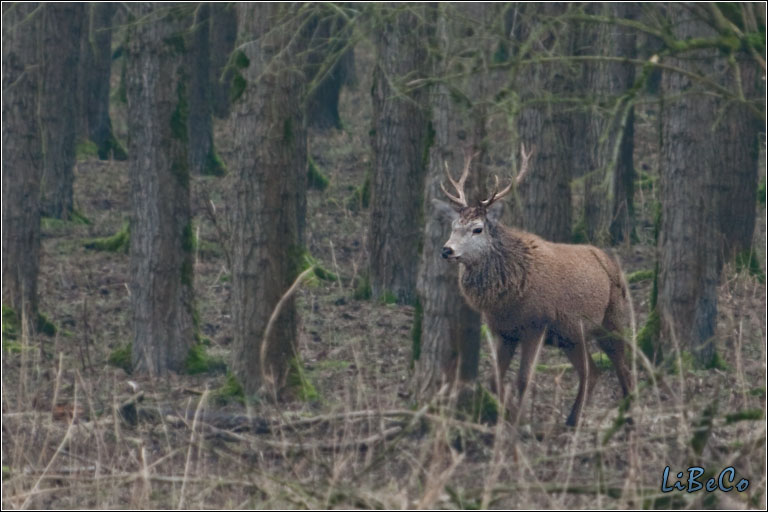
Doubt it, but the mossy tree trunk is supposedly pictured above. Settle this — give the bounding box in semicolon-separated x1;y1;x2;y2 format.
415;3;491;398
230;3;309;397
512;3;578;243
574;3;637;245
126;3;197;376
657;4;762;366
368;4;435;304
39;3;84;219
209;2;237;119
78;2;124;161
2;3;43;324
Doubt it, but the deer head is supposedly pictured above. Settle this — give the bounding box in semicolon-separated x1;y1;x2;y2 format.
437;144;534;264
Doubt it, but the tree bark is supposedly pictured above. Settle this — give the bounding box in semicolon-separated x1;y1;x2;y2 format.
305;4;355;131
713;58;761;260
513;3;577;243
78;2;125;161
39;3;84;219
209;2;237;119
2;2;43;323
231;3;309;397
575;3;637;245
656;4;760;365
126;3;196;375
368;4;434;304
415;3;492;397
186;3;225;176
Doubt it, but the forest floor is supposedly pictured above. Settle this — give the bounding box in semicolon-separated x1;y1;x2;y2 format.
2;43;767;510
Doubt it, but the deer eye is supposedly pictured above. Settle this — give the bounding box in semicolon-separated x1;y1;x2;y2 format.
472;227;483;234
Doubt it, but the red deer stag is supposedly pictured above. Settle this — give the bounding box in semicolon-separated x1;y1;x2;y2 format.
435;146;633;426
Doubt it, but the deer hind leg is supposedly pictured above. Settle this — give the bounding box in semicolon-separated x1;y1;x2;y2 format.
600;295;634;398
596;328;633;398
561;340;598;427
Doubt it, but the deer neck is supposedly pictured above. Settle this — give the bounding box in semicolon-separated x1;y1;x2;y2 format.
459;225;530;311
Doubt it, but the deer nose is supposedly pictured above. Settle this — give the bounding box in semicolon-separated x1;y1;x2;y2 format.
442;246;454;259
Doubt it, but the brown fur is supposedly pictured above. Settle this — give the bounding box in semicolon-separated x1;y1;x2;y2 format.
453;206;633;426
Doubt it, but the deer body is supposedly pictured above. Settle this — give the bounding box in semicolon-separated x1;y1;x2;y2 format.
438;147;633;426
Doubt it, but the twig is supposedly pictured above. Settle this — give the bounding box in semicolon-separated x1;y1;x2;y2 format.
259;266;317;388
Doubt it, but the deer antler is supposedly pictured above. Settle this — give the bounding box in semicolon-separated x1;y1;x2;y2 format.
480;143;535;208
440;149;477;208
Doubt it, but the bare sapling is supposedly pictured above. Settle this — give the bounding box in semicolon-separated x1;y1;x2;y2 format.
435;145;634;426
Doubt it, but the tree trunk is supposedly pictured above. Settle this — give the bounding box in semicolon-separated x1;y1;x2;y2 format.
126;3;196;376
713;58;761;260
231;3;309;397
368;4;434;304
513;3;577;243
2;3;43;324
39;3;83;219
656;4;759;365
575;3;637;245
414;3;492;397
305;5;355;131
209;2;236;120
78;2;125;161
186;3;224;176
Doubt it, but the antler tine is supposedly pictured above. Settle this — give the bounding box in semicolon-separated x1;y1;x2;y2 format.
440;150;477;208
516;143;535;186
480;144;534;208
480;174;514;208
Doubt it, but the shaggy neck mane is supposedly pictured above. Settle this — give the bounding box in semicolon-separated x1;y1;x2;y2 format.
460;221;530;308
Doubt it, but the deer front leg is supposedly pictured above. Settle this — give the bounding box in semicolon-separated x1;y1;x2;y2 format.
490;333;517;402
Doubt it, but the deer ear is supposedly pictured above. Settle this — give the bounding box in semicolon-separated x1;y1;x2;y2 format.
431;198;459;224
487;201;504;222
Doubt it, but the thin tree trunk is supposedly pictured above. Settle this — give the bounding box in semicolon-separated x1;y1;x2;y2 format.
2;2;43;324
368;4;434;304
305;4;354;131
209;2;236;119
186;3;224;176
78;2;125;161
126;3;197;375
39;3;83;219
231;3;309;397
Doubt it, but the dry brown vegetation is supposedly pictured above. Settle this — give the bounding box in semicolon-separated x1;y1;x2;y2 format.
2;42;766;510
